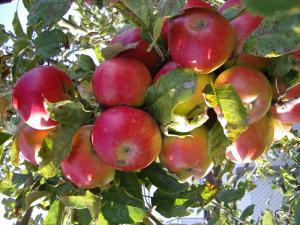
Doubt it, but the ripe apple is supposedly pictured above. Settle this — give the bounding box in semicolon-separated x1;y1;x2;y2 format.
162;0;212;42
226;114;274;163
159;126;213;180
218;0;269;71
92;58;151;107
270;83;300;123
110;27;161;73
168;8;235;74
91;106;162;171
12;66;73;130
16;123;53;165
214;66;272;124
61;125;115;189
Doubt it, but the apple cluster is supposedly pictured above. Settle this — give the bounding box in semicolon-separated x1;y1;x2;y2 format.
11;0;300;189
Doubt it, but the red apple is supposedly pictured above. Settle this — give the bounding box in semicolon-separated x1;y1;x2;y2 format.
92;58;151;107
16;123;53;165
159;126;213;180
61;125;115;189
162;0;212;42
270;83;300;123
153;61;178;83
110;27;161;73
214;66;272;124
91;106;162;171
168;8;235;74
218;0;269;71
12;66;73;130
226;114;274;163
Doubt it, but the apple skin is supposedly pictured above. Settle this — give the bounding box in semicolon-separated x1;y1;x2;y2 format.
162;0;212;42
153;61;179;84
214;66;272;124
159;126;213;180
226;114;274;163
12;66;73;130
91;106;162;172
270;83;300;123
16;123;53;165
110;27;161;74
168;8;235;74
218;0;269;71
61;125;115;189
92;58;152;107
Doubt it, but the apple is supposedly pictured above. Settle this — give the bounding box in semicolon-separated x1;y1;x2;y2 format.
168;8;235;74
159;126;213;180
270;83;300;123
12;66;73;130
226;114;274;163
16;123;53;165
218;0;269;71
91;106;162;171
61;125;115;189
92;58;152;107
161;0;212;42
110;27;161;73
153;61;178;84
214;66;272;124
153;61;214;116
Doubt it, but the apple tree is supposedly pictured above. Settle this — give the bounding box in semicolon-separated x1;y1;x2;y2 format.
0;0;300;224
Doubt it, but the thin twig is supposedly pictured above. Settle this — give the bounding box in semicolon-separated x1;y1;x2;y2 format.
148;213;163;225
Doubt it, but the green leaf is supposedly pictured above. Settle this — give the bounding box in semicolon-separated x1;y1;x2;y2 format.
60;191;101;220
96;212;109;225
295;198;300;225
145;69;208;132
261;209;275;225
244;13;300;57
268;55;293;77
22;0;34;11
38;101;94;178
157;0;185;17
0;32;9;46
28;0;72;28
118;172;143;200
102;185;145;208
141;163;189;193
25;191;51;207
13;12;25;37
208;121;231;166
0;132;11;162
151;16;166;46
240;204;255;220
78;54;95;71
9;137;19;166
203;84;248;141
34;29;68;59
243;0;300;16
102;201;146;224
13;38;30;57
101;42;139;60
222;4;245;21
217;189;245;203
44;200;65;225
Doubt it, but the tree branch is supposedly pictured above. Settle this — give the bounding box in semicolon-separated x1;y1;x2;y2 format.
16;207;33;225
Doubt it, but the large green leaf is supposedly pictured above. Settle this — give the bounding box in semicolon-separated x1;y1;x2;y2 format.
261;209;275;225
145;69;208;132
118;172;143;200
28;0;72;28
60;191;101;220
102;201;146;224
43;200;65;225
208;122;231;166
25;191;51;207
217;189;245;203
244;13;300;57
268;55;293;77
78;54;96;71
34;29;68;59
240;204;255;220
203;84;248;141
243;0;300;16
141;163;189;194
157;0;185;17
38;101;94;178
13;12;25;37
